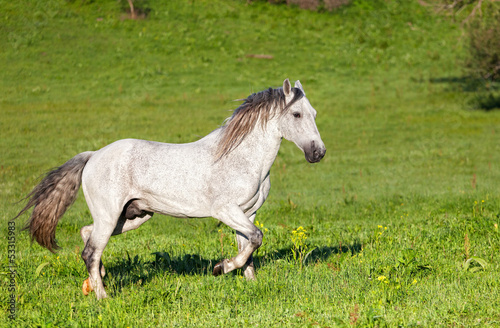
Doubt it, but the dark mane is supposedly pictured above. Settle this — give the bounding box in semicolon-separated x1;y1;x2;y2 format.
216;86;304;159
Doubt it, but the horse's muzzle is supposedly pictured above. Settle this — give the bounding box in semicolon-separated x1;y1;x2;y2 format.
305;140;326;163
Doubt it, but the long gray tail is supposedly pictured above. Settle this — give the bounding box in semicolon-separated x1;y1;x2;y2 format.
14;151;94;252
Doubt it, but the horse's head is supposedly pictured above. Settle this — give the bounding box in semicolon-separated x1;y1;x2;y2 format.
279;79;326;163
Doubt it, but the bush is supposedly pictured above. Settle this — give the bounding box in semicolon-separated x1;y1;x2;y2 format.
463;1;500;110
466;8;500;81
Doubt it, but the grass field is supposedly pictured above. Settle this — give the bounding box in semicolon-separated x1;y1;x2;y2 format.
1;0;500;326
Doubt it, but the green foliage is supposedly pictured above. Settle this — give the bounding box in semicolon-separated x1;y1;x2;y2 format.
440;0;500;109
466;5;500;110
467;7;500;81
371;248;432;304
462;256;487;272
1;0;500;326
290;226;310;267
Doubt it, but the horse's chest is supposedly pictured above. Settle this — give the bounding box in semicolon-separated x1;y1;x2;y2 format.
240;176;270;214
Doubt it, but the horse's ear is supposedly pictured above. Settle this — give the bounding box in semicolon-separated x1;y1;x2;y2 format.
294;80;305;96
283;78;292;97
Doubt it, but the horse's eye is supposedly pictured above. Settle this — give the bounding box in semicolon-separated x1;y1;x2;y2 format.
293;112;301;118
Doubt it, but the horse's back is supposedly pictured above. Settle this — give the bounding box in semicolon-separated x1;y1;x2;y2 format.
81;138;217;218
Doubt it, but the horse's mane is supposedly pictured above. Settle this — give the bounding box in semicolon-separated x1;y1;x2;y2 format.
216;86;304;159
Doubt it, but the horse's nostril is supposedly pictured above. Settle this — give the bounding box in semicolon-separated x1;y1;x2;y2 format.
307;140;325;162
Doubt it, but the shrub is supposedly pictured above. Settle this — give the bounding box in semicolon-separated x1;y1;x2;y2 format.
466;8;500;81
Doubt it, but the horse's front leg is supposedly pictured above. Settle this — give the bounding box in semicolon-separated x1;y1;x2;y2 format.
212;205;262;276
235;212;258;279
236;231;256;280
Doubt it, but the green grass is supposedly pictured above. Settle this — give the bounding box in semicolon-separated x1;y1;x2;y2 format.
1;0;500;326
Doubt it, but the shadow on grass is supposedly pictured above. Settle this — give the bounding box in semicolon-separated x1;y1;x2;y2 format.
427;75;500;91
468;92;500;111
105;252;215;294
422;75;500;111
254;243;362;266
303;243;363;264
104;242;362;294
427;76;482;92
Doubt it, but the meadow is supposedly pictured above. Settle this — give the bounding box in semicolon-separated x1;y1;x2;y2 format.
1;0;500;326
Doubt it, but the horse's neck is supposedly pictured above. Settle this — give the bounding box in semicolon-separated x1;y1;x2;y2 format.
227;120;282;178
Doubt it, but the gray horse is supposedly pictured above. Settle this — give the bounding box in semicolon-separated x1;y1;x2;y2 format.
15;79;326;299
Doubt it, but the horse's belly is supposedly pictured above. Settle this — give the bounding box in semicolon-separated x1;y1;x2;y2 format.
143;192;211;219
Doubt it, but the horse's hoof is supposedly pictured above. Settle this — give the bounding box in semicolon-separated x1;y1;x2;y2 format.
96;291;108;300
82;278;93;296
213;261;224;276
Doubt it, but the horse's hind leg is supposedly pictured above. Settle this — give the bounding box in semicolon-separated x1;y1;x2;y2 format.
81;200;153;297
80;200;153;276
80;225;105;278
81;210;121;300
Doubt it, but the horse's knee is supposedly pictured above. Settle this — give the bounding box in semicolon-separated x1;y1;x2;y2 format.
249;229;263;248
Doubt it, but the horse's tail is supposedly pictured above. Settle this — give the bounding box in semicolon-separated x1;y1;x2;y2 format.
14;151;94;252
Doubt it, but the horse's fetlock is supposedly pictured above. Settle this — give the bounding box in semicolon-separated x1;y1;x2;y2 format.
81;251;89;262
81;244;95;272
